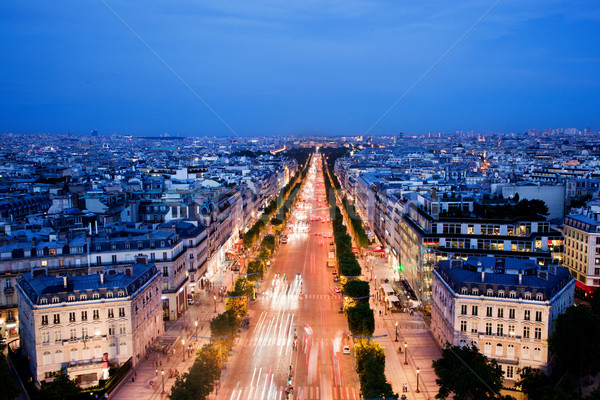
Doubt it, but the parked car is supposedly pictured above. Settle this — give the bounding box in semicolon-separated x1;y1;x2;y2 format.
343;346;351;354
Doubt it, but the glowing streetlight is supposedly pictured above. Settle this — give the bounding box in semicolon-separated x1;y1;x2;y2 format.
416;366;421;393
182;339;185;362
195;320;198;337
161;368;164;394
395;321;399;342
214;295;217;312
404;342;408;365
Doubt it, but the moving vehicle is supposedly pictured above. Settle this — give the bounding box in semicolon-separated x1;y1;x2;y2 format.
343;346;351;354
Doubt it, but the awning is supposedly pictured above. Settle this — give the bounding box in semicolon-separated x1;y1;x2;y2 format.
575;280;597;293
225;248;236;255
386;295;400;302
235;239;244;246
373;247;386;253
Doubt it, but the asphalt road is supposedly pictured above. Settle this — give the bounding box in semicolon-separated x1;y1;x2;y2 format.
217;155;360;400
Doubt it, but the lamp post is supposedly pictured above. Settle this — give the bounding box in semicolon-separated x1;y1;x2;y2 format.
416;367;420;393
404;342;408;365
195;320;198;338
395;321;398;342
182;339;185;362
214;295;217;312
161;368;164;394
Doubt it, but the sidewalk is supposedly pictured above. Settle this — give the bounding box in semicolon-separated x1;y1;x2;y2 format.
365;251;441;400
110;290;227;400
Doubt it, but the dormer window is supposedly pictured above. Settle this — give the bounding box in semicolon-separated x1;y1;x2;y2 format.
125;243;130;250
150;242;155;249
118;291;124;297
461;287;468;295
138;242;143;250
498;290;505;298
92;293;99;299
536;293;544;301
509;291;516;299
52;297;60;304
106;292;113;298
486;289;494;297
68;295;75;302
40;298;48;304
80;294;87;301
472;288;479;295
524;292;532;300
161;241;165;247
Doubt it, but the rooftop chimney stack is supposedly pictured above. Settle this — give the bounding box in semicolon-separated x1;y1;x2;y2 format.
63;276;68;289
518;271;523;285
481;271;485;282
100;272;104;285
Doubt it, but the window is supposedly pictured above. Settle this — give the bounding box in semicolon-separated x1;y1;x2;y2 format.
524;292;532;300
41;260;47;267
524;310;531;320
53;314;61;324
535;311;542;322
52;297;60;304
108;309;114;318
81;311;87;321
495;343;503;356
485;323;493;335
460;321;467;332
508;325;515;337
472;288;479;295
68;295;75;302
523;326;530;338
163;252;168;261
70;328;77;340
163;267;169;277
54;331;61;342
92;293;99;299
82;327;89;339
461;287;468;295
486;307;493;317
461;305;467;315
119;324;126;335
497;324;504;336
108;326;115;336
112;255;117;264
484;342;492;356
509;291;516;298
497;308;504;318
107;292;113;298
487;289;493;297
93;310;99;320
118;291;124;297
119;307;125;317
533;347;542;361
507;344;515;359
506;365;514;379
472;306;478;316
522;346;530;359
69;312;76;322
40;298;48;304
536;293;544;301
42;331;50;343
42;315;48;325
535;327;542;340
96;256;102;265
509;309;515;319
498;290;505;298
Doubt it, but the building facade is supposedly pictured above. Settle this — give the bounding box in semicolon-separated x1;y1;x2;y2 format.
431;257;574;382
17;262;163;387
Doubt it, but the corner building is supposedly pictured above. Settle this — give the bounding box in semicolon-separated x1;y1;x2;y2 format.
431;257;574;383
16;262;163;387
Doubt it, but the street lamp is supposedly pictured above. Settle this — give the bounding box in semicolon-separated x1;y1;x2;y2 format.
182;339;185;362
395;321;398;342
161;368;164;394
404;342;408;365
195;320;198;338
416;367;421;393
214;295;217;312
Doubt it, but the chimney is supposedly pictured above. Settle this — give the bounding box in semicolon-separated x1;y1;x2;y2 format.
518;271;522;285
63;276;68;289
481;271;485;282
100;272;104;285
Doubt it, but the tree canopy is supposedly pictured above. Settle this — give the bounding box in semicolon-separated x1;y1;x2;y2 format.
432;344;504;400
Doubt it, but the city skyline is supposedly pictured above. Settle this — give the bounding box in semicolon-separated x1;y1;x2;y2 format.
1;1;600;136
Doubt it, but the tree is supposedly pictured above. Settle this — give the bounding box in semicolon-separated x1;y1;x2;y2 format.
0;344;19;400
342;280;370;301
516;366;579;400
432;343;504;400
347;303;375;336
548;305;600;395
38;368;81;400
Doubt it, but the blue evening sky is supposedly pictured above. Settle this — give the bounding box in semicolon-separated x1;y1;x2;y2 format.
1;1;599;136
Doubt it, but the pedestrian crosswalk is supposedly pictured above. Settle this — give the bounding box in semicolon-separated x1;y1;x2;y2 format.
302;294;338;300
225;384;359;400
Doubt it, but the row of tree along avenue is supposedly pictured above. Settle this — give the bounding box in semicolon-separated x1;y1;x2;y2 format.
322;156;397;399
432;295;600;400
